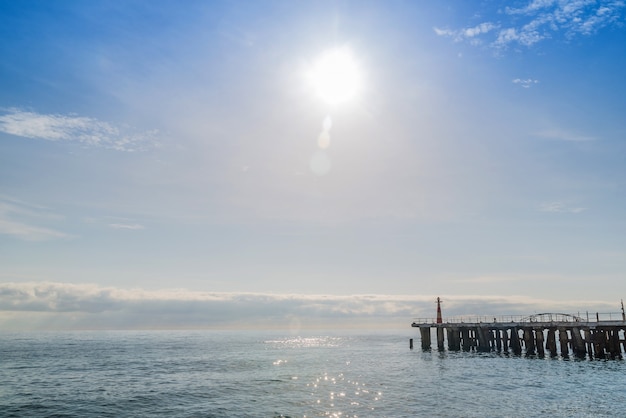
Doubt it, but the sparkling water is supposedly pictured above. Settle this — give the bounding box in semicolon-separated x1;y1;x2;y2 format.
1;330;625;417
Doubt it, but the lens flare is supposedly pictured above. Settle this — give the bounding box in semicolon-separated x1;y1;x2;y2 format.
310;151;331;176
317;131;330;149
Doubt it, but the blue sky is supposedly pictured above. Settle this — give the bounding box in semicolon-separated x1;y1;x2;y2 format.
1;0;625;330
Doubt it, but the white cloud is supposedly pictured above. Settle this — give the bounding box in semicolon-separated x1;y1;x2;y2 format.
0;108;159;152
433;27;455;37
438;0;625;49
434;22;498;42
0;282;614;331
513;78;540;88
108;223;145;230
534;128;597;141
540;201;587;213
463;22;499;38
0;196;71;241
505;0;558;16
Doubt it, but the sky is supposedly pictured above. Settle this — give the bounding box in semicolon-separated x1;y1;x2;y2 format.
1;0;625;331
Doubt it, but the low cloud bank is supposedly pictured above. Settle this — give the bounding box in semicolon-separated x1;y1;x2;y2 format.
0;282;617;331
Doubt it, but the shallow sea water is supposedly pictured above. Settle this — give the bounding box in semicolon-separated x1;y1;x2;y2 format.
1;330;626;417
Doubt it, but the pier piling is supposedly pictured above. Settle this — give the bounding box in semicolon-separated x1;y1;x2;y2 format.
419;327;431;350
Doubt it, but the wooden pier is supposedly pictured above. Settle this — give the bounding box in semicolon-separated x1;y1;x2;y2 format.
411;311;626;359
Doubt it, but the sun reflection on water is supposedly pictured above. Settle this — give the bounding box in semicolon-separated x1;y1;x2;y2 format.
265;336;343;349
305;371;382;417
264;336;383;416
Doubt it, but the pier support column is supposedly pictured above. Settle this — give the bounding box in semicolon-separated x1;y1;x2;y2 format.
461;328;471;351
470;328;477;350
447;328;461;351
558;328;569;357
590;329;600;359
476;327;491;352
570;327;587;358
535;328;545;357
420;327;431;350
608;329;621;359
593;329;607;359
502;328;509;352
436;326;445;351
495;329;502;351
546;328;557;357
510;328;522;355
585;329;594;358
523;327;536;355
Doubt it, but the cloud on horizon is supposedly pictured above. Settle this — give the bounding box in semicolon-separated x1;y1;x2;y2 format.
0;108;159;152
0;282;616;331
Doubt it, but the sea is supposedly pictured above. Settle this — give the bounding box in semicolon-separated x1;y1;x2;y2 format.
1;329;626;417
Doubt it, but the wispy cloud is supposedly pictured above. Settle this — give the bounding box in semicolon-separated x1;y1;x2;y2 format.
0;196;71;241
435;0;625;49
540;201;587;213
433;22;499;44
0;282;613;330
0;108;159;152
108;223;145;230
513;78;540;88
534;128;597;141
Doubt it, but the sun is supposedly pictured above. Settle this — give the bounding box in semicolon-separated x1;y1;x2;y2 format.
308;47;362;105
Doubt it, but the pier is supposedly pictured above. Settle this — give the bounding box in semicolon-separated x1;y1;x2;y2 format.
411;299;626;359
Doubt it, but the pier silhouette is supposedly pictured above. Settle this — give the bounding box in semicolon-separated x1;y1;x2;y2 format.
411;299;626;359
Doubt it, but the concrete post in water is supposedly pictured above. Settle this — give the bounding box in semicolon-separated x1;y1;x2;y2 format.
476;326;491;352
558;328;569;357
594;329;607;359
437;326;445;351
600;329;609;358
535;328;545;357
570;327;587;358
420;327;431;350
523;327;536;355
447;328;461;351
546;328;557;357
510;327;522;355
462;327;472;351
585;329;594;358
469;328;477;350
607;329;618;358
502;328;509;352
495;329;502;352
487;329;493;351
410;338;413;350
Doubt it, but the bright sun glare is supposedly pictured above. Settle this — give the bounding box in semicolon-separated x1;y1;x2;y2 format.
309;47;361;105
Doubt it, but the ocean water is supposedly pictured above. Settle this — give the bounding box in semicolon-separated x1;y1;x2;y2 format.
1;330;626;417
